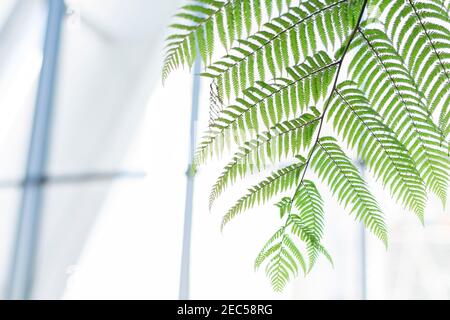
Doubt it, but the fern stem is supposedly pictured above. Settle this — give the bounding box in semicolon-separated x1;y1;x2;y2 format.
289;0;369;205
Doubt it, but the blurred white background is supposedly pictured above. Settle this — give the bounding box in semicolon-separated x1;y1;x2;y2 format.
0;0;449;300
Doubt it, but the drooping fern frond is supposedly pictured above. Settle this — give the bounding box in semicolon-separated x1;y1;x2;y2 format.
291;180;326;270
261;232;306;291
289;215;333;270
349;26;449;205
165;0;450;291
255;199;332;291
328;82;429;220
255;226;289;270
380;0;450;135
221;158;305;229
310;137;388;245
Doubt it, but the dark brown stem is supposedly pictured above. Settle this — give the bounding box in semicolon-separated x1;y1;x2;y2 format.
288;0;369;206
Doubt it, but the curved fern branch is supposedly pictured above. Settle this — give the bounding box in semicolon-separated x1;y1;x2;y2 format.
330;82;428;220
312;137;388;245
165;0;450;292
196;52;338;165
286;0;368;208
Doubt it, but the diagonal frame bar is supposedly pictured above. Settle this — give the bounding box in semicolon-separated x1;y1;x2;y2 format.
6;0;65;300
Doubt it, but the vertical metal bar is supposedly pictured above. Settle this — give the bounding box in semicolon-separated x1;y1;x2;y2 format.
357;160;367;300
6;0;65;300
179;58;201;300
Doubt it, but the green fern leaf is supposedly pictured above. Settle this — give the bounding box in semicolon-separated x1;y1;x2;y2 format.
196;52;338;165
163;1;228;82
289;215;334;269
204;0;355;97
381;0;450;136
221;159;305;229
255;226;287;270
165;0;450;292
275;197;292;218
329;81;430;221
209;113;320;209
350;27;449;206
263;233;307;291
291;180;326;270
311;137;388;245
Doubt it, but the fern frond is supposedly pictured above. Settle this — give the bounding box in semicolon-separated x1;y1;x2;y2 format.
209;112;320;209
350;27;448;206
311;137;388;245
275;197;292;218
163;0;297;82
163;0;227;82
196;52;338;165
289;215;333;270
256;208;332;291
221;159;305;229
445;0;450;17
291;180;326;270
264;233;306;291
164;0;450;292
203;0;359;97
255;226;286;270
381;0;450;132
329;82;430;220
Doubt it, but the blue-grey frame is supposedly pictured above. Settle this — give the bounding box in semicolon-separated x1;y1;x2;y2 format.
6;0;65;300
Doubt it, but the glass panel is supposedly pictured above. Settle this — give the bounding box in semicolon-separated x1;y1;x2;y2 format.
47;0;183;176
34;180;117;299
0;0;47;300
0;0;17;29
56;68;194;300
0;0;47;180
36;177;186;300
366;189;450;299
32;0;188;299
0;187;20;299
